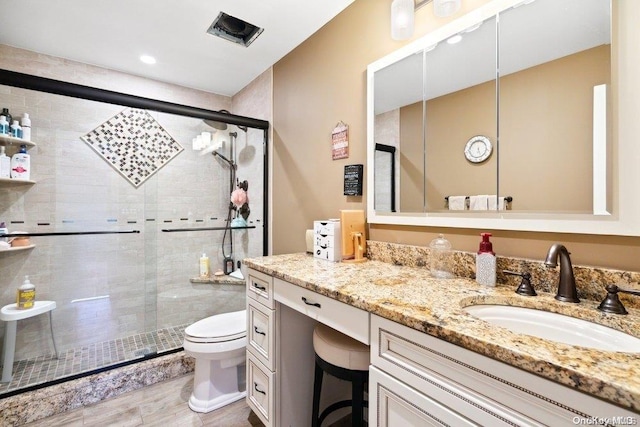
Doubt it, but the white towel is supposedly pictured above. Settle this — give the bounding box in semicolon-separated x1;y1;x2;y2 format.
448;195;466;210
487;195;506;211
469;195;488;210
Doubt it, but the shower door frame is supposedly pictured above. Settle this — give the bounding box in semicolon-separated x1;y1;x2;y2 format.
0;68;270;255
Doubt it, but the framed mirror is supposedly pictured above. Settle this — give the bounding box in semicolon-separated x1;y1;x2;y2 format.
366;0;640;236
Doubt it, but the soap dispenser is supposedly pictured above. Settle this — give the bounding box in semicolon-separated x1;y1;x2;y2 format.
476;233;496;286
16;276;36;309
429;234;454;279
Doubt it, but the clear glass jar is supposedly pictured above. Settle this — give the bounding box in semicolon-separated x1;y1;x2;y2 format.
429;234;454;279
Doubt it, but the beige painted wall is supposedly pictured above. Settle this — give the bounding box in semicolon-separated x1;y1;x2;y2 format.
274;0;639;271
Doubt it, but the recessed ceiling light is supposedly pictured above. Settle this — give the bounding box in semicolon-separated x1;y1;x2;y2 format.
446;34;463;44
140;55;156;65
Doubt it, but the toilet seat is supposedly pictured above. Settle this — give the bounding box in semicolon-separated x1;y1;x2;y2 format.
184;310;246;343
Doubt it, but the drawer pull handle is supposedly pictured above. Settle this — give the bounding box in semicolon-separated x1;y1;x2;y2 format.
302;297;321;308
254;382;266;395
254;326;266;336
253;282;266;291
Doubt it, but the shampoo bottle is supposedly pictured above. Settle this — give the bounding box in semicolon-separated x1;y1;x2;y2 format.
16;276;36;309
1;108;12;131
199;253;210;278
10;144;30;180
21;113;31;141
0;221;8;243
0;146;10;178
476;233;496;286
10;120;22;139
0;115;8;135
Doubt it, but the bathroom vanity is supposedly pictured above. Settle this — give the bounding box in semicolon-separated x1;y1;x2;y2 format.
244;252;639;426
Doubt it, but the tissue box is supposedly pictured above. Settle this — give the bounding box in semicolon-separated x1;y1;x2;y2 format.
313;220;341;262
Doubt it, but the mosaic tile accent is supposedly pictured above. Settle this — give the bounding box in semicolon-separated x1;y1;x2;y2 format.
81;108;183;187
0;324;187;396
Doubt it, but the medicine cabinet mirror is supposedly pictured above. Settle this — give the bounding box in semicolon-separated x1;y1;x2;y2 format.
367;0;640;236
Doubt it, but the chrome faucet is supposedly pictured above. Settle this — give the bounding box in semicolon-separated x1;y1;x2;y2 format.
544;243;580;303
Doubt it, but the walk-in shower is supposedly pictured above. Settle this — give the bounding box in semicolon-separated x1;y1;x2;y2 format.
0;69;268;397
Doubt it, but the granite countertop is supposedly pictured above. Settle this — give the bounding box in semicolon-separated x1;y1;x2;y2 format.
243;253;640;413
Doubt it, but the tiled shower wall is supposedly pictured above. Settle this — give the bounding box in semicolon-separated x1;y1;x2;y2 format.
0;45;270;361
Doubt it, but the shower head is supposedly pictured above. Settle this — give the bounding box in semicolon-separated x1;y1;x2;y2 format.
203;109;230;131
213;150;236;169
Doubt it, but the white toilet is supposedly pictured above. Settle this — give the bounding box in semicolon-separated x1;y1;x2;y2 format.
183;309;247;413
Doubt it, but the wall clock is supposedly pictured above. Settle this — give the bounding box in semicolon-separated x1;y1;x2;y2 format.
464;135;492;163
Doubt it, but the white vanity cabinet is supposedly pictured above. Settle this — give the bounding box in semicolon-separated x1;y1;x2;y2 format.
370;314;637;427
245;268;276;426
245;267;370;427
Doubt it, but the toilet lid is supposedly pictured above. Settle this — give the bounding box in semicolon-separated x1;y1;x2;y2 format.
184;310;246;343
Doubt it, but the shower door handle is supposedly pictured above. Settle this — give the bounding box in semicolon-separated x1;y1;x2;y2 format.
254;382;266;395
253;326;266;336
301;297;321;308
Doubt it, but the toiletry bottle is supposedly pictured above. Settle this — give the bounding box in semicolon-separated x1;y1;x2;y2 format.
10;144;30;180
2;108;12;131
0;146;10;178
224;256;234;275
0;115;8;135
10;120;22;139
16;276;36;309
21;113;31;141
199;253;210;278
476;233;496;286
0;221;8;243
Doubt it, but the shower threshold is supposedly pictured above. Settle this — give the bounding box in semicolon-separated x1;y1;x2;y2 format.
0;323;188;397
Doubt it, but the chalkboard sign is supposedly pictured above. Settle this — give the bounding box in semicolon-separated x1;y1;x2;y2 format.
344;164;363;196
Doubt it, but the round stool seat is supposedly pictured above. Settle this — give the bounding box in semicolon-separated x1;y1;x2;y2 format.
313;323;369;371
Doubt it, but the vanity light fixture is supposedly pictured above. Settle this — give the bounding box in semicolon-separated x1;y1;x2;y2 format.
391;0;415;40
139;55;156;65
394;0;463;40
433;0;461;18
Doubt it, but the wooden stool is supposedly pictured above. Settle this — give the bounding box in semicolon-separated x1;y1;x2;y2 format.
311;323;370;427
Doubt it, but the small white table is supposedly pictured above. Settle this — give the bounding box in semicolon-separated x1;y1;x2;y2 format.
0;301;57;383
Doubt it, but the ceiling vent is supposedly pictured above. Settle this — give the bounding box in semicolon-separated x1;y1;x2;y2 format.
207;12;264;47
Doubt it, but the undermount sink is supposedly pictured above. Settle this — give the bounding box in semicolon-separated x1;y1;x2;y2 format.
463;304;640;353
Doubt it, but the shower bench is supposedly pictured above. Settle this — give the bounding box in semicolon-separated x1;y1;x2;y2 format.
0;301;57;383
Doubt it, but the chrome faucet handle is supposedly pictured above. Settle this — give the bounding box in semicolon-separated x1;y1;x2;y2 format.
597;284;640;315
503;270;537;296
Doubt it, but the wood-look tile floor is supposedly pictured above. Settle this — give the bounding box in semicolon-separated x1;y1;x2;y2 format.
24;374;264;427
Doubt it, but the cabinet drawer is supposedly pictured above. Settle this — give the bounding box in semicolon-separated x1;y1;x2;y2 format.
370;366;478;427
371;315;635;425
247;299;275;370
246;268;274;309
274;277;369;345
247;351;275;427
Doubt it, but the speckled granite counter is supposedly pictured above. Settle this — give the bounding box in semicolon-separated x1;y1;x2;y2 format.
243;252;640;413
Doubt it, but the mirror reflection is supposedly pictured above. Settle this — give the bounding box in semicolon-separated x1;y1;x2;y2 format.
372;0;611;214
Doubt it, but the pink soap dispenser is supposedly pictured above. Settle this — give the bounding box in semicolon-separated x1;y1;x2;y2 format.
476;233;496;286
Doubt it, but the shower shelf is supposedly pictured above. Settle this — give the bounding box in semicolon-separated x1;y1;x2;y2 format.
161;226;256;232
0;244;35;254
0;177;36;186
190;276;244;285
0;135;36;149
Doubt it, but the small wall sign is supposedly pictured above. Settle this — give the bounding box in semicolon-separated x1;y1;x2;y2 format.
331;121;349;160
344;164;363;196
